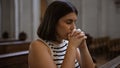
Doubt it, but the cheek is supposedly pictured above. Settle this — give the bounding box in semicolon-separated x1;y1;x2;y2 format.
61;29;69;39
58;28;66;35
56;22;70;38
57;27;68;38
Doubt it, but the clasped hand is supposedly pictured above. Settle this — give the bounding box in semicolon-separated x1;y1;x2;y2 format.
68;29;87;48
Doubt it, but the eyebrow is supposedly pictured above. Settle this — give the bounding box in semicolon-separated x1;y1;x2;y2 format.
67;19;77;22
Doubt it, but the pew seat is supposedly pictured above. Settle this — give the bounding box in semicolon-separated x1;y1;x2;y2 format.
0;41;30;54
0;50;29;68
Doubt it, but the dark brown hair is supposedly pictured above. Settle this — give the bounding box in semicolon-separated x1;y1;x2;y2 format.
37;0;78;41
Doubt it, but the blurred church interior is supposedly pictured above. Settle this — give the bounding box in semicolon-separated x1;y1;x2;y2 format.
0;0;120;68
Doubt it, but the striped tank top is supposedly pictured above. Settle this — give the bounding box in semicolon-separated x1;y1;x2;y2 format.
44;40;80;68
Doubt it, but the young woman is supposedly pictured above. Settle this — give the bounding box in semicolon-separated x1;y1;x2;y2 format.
28;0;95;68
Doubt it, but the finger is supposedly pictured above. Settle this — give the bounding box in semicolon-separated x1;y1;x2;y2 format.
73;31;80;36
72;29;82;36
76;34;87;39
83;35;87;39
80;31;85;35
67;33;70;39
76;28;81;32
71;29;76;36
78;37;85;44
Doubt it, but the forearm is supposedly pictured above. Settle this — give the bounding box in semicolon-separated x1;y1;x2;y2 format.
79;42;95;68
61;45;76;68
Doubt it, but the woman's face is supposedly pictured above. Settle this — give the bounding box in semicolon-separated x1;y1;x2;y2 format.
56;12;77;40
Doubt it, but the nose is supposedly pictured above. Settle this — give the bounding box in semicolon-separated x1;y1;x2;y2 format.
70;23;76;31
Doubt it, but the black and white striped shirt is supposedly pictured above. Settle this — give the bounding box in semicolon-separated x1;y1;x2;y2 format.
45;40;80;68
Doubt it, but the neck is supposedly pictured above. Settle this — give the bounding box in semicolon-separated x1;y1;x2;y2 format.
54;33;64;44
55;39;63;44
53;37;63;45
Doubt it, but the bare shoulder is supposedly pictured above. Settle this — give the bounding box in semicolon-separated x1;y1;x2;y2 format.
30;39;46;46
29;39;49;52
28;39;56;68
29;39;53;57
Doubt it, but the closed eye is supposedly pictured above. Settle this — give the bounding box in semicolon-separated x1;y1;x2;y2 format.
66;20;73;24
65;19;77;25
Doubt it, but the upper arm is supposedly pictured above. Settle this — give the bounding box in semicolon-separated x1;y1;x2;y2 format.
28;40;57;68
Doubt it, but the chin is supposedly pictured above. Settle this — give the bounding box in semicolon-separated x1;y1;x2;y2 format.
62;34;68;40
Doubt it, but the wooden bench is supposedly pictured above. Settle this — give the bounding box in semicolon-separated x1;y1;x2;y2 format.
0;40;31;68
99;56;120;68
0;50;29;68
0;41;30;54
89;36;110;56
